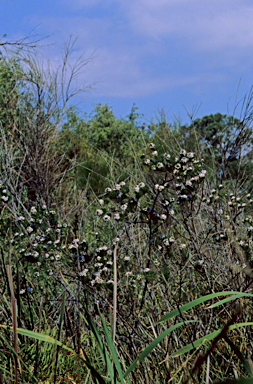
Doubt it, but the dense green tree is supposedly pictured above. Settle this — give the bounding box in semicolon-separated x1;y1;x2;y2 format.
179;113;253;188
0;53;23;133
56;104;148;194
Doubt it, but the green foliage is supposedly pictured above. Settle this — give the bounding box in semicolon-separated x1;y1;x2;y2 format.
0;53;22;132
56;104;148;193
179;113;253;187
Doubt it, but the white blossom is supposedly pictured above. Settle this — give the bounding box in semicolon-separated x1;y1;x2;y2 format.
121;204;128;211
79;269;88;276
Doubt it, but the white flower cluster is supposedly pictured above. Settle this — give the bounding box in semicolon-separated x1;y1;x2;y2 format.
155;184;165;191
1;187;9;202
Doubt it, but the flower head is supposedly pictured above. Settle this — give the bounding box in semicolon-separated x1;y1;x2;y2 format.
134;185;140;193
121;204;128;211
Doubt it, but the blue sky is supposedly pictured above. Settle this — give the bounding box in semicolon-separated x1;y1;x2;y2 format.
1;0;253;124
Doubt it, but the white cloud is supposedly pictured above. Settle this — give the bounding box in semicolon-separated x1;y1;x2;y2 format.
81;48;227;98
17;1;251;101
122;0;253;51
60;0;115;9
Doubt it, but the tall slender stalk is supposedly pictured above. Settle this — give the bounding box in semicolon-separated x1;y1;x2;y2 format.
113;245;117;345
7;236;19;383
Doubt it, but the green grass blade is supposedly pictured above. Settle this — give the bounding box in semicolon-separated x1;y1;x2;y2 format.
158;291;253;323
0;325;74;353
99;308;128;383
53;292;66;383
76;306;115;381
170;322;253;359
207;293;253;309
0;332;38;381
215;377;253;383
124;320;198;378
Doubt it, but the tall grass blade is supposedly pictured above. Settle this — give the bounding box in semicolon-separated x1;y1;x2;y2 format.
124;320;198;378
0;332;38;381
99;308;128;383
215;378;253;384
170;322;253;361
53;292;66;383
0;325;74;353
76;306;116;381
113;245;117;345
158;292;253;323
7;260;19;383
207;293;253;309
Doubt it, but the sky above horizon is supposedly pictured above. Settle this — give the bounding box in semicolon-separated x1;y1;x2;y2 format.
1;0;253;125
